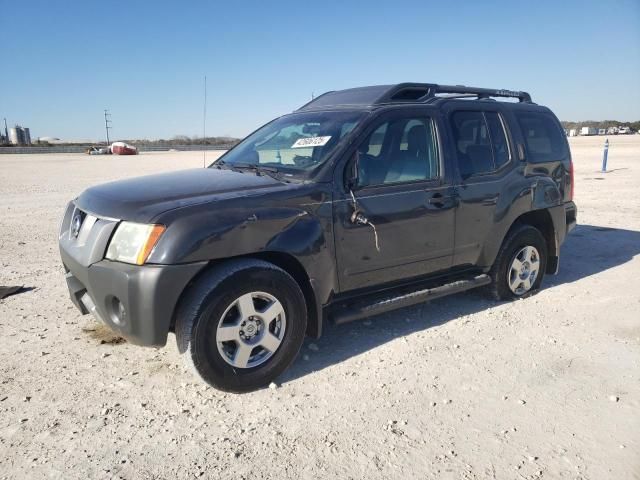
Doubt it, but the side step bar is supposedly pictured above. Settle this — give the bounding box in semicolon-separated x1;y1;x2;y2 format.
331;274;491;325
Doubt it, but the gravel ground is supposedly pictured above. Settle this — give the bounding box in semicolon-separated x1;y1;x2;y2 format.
0;136;638;479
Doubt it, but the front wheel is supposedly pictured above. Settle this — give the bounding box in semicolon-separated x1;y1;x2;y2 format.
488;225;548;301
175;259;307;392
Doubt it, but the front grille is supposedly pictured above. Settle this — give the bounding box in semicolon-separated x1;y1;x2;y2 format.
59;202;119;268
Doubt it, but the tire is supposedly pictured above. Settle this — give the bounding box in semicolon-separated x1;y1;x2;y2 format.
488;224;548;301
175;259;307;393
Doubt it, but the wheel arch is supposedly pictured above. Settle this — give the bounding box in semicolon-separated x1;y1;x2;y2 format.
169;251;321;339
506;209;558;273
251;251;321;339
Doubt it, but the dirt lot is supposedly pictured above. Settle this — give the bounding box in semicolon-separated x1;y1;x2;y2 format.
0;136;638;479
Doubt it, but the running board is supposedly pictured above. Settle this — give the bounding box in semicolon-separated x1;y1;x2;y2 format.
331;274;491;325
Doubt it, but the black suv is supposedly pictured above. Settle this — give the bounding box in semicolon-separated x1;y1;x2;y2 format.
59;83;577;392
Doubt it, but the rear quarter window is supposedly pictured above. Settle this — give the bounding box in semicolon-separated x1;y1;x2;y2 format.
516;112;568;163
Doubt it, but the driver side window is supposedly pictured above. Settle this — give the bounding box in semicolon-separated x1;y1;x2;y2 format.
356;117;439;187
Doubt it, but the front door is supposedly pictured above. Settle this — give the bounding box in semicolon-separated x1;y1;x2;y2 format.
333;110;457;292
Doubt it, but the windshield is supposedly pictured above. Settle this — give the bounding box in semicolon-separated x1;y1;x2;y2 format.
213;111;366;176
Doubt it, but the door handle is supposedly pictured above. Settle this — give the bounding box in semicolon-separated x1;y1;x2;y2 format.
428;193;455;207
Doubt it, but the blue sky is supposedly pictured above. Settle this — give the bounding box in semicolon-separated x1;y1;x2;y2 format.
1;0;638;141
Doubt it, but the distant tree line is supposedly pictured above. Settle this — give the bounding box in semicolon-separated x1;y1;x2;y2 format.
126;135;240;146
561;120;640;132
0;135;240;148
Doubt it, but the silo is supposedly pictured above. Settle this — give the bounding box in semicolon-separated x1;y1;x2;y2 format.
22;127;31;145
9;127;21;145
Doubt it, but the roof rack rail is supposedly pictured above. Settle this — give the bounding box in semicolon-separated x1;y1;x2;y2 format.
426;84;532;103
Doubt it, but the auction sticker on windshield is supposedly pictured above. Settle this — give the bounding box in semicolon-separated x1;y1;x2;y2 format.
291;136;331;148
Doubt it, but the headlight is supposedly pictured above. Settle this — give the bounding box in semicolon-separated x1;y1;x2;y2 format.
105;222;166;265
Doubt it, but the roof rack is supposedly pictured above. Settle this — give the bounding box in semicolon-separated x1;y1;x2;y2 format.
297;83;532;111
426;84;532;103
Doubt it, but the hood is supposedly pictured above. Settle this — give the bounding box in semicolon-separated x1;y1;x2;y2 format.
75;168;285;223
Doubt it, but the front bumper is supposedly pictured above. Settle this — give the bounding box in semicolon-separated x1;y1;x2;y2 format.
61;247;206;347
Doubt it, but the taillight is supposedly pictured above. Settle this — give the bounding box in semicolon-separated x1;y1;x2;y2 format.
568;161;574;201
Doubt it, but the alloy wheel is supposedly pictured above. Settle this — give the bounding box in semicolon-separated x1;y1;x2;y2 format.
215;291;286;369
508;246;540;295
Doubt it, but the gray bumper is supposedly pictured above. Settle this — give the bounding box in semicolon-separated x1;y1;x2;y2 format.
61;248;206;347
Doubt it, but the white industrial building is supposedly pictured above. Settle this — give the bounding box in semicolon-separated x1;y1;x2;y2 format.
8;125;31;145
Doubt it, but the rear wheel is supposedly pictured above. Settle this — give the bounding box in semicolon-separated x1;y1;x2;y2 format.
488;225;548;300
175;259;307;392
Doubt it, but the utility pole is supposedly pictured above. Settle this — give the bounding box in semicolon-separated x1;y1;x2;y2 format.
104;109;112;145
203;75;207;168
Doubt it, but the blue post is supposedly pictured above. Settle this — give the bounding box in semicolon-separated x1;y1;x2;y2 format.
601;138;609;173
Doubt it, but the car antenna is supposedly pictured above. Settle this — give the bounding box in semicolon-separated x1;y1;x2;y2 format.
202;75;207;168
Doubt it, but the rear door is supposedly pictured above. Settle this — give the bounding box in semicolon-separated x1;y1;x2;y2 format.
446;105;516;267
333;108;457;291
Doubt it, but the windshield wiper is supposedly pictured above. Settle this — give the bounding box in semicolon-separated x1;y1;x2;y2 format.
232;163;283;180
215;160;254;174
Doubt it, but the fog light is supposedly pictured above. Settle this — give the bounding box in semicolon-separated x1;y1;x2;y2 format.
109;296;127;326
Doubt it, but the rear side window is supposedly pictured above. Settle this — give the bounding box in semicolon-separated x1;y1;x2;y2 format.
516;112;568;163
451;111;511;178
485;112;510;168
